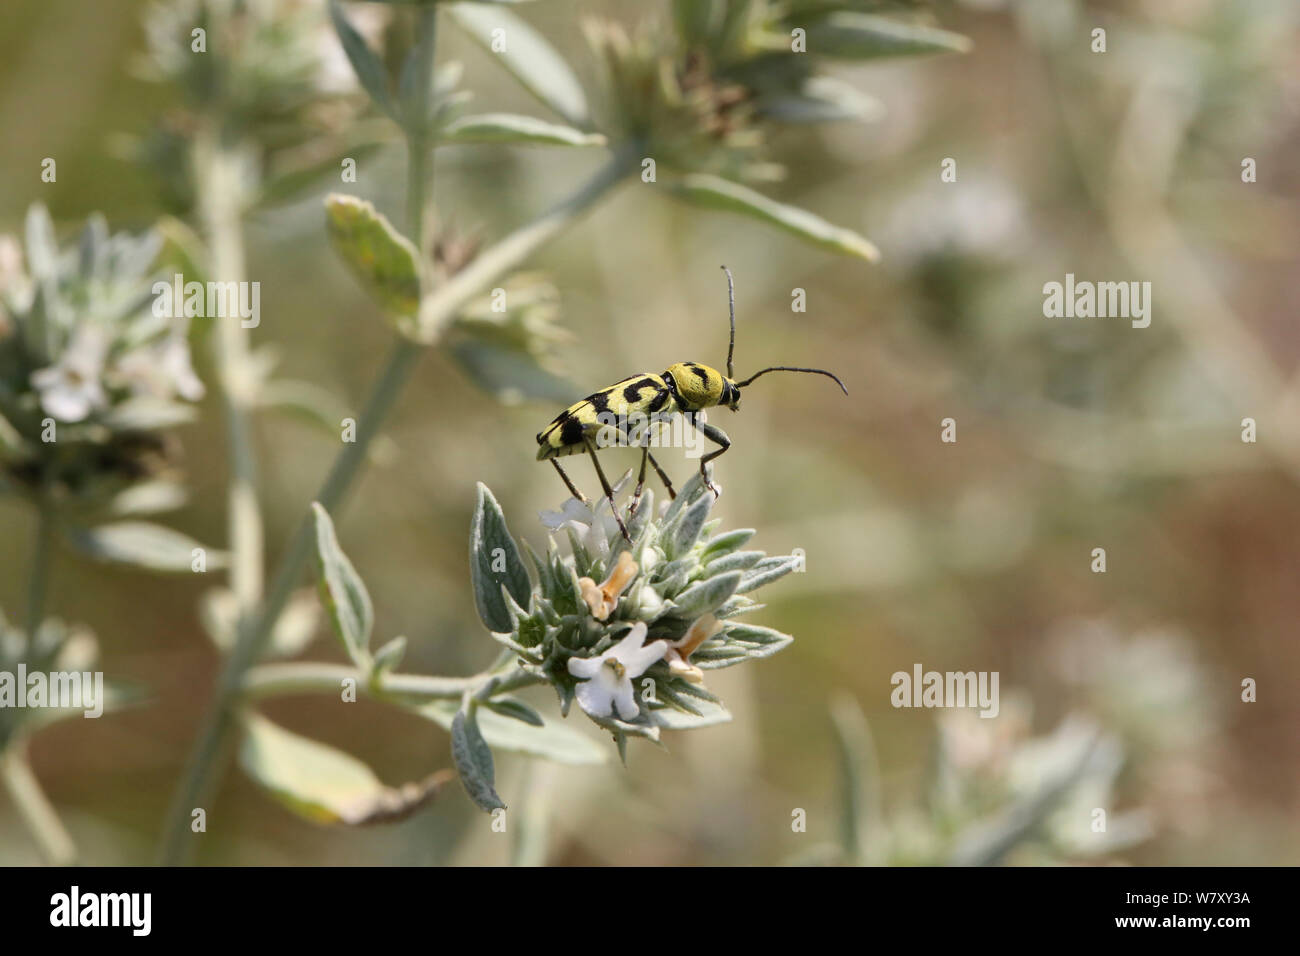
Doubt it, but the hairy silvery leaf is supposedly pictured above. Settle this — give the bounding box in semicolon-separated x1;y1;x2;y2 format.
667;493;713;560
65;521;225;574
666;570;742;619
371;635;408;674
652;696;731;731
667;174;880;262
693;622;793;668
451;707;505;811
421;699;607;765
448;4;590;126
482;696;545;727
98;397;197;431
738;554;802;594
470;483;532;633
801;13;973;60
311;502;374;662
106;480;188;518
328;0;397;118
701;527;756;559
759;76;886;124
441;113;606;147
830;695;880;866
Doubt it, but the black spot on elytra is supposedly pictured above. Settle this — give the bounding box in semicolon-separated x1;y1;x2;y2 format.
623;377;656;402
647;389;669;413
589;391;610;414
560;416;584;446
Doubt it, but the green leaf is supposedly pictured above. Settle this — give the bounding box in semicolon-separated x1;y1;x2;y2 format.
482;696;544;727
448;3;590;126
238;712;446;825
421;699;607;764
667;174;880;262
470;483;532;633
668;570;742;618
324;193;421;329
802;13;972;60
328;0;396;118
451;708;505;811
441;113;606;147
310;503;374;662
65;522;224;573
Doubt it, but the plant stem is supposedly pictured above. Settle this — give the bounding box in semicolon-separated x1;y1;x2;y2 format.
158;150;633;864
196;126;264;614
1;741;76;865
25;487;54;639
239;660;544;702
405;5;438;256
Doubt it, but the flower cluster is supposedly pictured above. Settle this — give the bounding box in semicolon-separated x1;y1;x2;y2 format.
473;472;801;755
0;206;203;505
134;0;389;211
585;1;970;182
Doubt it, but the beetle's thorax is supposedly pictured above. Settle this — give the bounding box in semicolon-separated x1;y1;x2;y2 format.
662;361;741;411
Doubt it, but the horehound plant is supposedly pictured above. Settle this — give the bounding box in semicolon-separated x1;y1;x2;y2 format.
142;0;967;861
236;468;803;818
467;471;802;792
0;208;210;863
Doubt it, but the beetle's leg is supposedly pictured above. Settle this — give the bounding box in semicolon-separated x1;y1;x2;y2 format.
550;459;589;503
647;452;676;500
695;420;731;499
628;443;651;516
583;437;631;542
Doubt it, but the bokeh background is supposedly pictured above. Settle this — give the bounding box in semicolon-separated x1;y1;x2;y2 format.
1;0;1298;865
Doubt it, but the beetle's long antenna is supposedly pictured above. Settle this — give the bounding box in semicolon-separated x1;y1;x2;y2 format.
735;366;848;395
721;265;736;379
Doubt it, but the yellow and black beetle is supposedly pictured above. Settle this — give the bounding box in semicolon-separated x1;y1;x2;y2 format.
536;266;847;540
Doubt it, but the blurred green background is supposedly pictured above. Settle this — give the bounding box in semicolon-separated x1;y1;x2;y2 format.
1;0;1297;865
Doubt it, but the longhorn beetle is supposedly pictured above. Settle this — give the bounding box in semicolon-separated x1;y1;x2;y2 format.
536;266;847;541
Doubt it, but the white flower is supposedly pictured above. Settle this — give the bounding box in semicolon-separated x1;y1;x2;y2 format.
158;334;205;401
567;622;669;721
577;551;638;621
539;472;631;557
663;614;721;685
31;326;108;422
116;333;204;402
